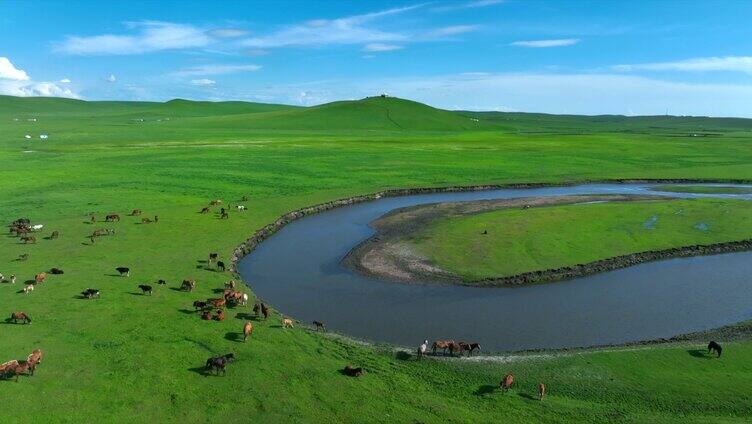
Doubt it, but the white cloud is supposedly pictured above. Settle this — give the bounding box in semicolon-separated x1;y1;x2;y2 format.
613;56;752;73
433;0;504;12
208;28;248;38
174;64;262;76
106;74;117;82
57;21;211;55
511;38;580;48
241;5;421;48
59;78;71;83
363;43;403;52
0;57;78;98
423;25;480;38
0;57;30;80
190;78;216;86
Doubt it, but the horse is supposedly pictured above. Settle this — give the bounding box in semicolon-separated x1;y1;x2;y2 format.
7;361;31;381
459;342;481;356
205;353;234;376
138;284;153;295
432;340;454;356
220;210;229;219
447;341;465;357
538;383;546;401
313;321;326;332
35;272;47;283
181;279;196;291
708;341;722;358
343;365;363;377
129;209;142;216
10;311;32;324
282;318;294;328
216;261;226;272
0;360;19;379
500;373;514;391
201;310;212;320
417;340;428;359
243;321;253;341
50;268;64;275
105;214;120;222
261;303;270;320
157;279;166;285
26;349;43;375
209;298;226;309
253;303;260;317
115;267;130;277
200;207;211;214
193;300;208;310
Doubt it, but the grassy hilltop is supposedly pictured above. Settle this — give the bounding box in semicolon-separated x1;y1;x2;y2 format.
2;95;752;423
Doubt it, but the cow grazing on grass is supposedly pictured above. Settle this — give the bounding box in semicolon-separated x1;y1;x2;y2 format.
216;261;226;272
10;311;32;324
35;272;46;284
432;340;454;356
708;341;722;358
243;321;253;341
343;365;363;377
417;340;428;359
261;303;270;320
21;235;36;244
50;268;64;275
129;209;142;216
313;321;326;332
116;267;130;277
81;288;100;299
22;285;34;294
500;374;514;391
538;383;546;401
138;284;153;295
282;318;294;328
181;279;196;291
205;353;234;376
105;214;120;222
208;253;218;264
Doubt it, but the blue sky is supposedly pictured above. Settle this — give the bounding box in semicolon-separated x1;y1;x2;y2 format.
2;0;752;116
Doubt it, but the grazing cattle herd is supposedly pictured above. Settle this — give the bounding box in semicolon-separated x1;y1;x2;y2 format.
0;199;731;403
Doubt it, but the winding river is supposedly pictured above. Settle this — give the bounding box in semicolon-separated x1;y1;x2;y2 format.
239;184;752;352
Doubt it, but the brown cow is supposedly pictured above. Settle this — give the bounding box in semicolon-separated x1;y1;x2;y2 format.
10;311;32;324
215;309;226;321
35;272;47;284
500;373;514;391
538;383;546;401
105;214;120;222
243;321;253;341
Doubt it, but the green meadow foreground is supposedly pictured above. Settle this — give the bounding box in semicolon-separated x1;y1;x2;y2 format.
408;198;752;281
3;95;752;423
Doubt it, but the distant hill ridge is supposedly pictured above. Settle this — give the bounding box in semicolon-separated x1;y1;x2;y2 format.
2;94;751;133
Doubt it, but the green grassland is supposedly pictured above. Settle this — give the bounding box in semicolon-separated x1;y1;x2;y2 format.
653;184;752;194
2;95;752;423
408;198;752;281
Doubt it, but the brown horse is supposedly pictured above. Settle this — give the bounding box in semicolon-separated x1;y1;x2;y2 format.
431;340;454;356
500;373;514;391
538;383;546;400
26;349;43;375
215;309;226;321
446;341;465;357
10;311;32;324
243;321;253;341
0;360;19;378
209;298;226;309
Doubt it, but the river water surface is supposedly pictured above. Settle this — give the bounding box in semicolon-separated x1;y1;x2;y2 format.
238;184;752;352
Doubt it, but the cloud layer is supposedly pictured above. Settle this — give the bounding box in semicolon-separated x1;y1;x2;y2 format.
614;56;752;73
511;38;580;48
0;57;77;98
